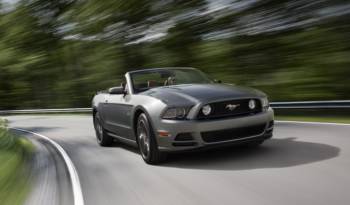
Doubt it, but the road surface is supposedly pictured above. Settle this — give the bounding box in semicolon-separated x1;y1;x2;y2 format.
4;115;350;205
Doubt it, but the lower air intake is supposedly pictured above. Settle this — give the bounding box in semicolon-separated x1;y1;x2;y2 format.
201;123;266;143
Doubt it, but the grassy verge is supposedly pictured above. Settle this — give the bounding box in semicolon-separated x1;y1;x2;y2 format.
0;118;34;205
275;116;350;124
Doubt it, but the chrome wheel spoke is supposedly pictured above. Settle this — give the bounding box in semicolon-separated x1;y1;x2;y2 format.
138;121;150;158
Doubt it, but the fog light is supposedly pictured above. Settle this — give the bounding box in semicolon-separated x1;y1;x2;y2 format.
249;100;256;109
202;105;212;116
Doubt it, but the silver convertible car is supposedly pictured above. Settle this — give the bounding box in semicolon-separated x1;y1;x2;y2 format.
92;68;274;164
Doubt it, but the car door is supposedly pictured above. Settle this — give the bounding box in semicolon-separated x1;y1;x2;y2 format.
103;83;134;140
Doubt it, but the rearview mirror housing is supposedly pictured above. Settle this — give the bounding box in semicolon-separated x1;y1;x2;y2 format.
108;87;125;95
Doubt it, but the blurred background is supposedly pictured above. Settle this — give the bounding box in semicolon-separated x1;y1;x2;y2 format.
0;0;349;109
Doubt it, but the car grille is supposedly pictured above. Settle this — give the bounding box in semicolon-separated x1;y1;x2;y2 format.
201;123;266;143
197;99;262;120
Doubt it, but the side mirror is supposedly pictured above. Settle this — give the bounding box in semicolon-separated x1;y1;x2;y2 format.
108;87;125;95
214;79;222;83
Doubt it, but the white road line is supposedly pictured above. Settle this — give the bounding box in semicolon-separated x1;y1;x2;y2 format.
276;120;350;126
9;127;84;205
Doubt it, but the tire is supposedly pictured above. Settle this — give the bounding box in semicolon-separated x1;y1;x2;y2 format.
94;112;113;147
136;113;167;164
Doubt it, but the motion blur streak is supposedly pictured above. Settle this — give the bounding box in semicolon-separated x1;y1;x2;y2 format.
3;115;350;205
0;0;350;110
10;127;84;205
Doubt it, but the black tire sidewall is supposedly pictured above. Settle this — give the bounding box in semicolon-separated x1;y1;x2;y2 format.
137;114;152;161
94;112;113;146
137;113;165;164
94;113;102;143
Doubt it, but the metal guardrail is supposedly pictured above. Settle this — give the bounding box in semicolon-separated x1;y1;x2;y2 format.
270;100;350;109
0;100;349;115
0;108;92;115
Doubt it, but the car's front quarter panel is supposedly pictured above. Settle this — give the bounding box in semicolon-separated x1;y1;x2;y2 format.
128;94;168;135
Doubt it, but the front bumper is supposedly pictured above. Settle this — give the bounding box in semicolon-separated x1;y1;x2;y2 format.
156;107;274;152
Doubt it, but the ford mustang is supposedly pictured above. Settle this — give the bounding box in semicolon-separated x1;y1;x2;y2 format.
92;67;274;164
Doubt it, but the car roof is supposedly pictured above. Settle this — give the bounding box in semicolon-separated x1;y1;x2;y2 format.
127;67;197;75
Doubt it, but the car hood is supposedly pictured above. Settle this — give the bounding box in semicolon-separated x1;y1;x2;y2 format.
141;84;266;106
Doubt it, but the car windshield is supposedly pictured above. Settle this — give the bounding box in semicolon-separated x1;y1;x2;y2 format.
131;68;213;93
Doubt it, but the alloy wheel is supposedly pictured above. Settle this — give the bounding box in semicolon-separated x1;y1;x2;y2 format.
138;120;150;159
95;117;103;142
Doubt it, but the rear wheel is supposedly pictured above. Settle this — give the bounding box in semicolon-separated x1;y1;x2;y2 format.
94;112;113;146
137;113;167;164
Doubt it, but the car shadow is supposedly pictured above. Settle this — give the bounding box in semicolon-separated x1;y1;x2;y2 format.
110;140;140;155
161;137;340;170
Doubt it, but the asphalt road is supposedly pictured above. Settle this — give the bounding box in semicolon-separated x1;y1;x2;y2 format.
4;115;350;205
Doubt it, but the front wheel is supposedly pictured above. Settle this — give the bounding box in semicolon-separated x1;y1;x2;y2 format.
137;113;167;164
94;112;113;147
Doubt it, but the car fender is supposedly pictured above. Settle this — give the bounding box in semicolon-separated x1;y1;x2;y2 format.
130;97;167;140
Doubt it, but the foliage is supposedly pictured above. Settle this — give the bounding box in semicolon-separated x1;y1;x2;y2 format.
0;119;33;205
0;0;350;109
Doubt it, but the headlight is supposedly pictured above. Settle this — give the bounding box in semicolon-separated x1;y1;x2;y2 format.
202;105;212;116
162;107;189;119
261;97;270;111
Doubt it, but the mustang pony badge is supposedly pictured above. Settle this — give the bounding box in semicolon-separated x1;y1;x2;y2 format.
226;104;240;111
